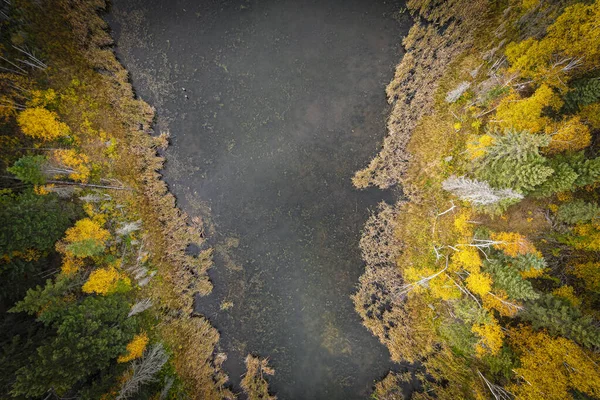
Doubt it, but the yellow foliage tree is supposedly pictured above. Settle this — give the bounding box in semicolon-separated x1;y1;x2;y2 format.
453;208;475;237
28;89;58;108
482;290;521;317
450;247;482;273
60;256;84;276
494;85;562;132
17;107;70;141
552;285;581;307
506;0;600;84
466;134;494;160
519;265;545;279
544;116;591;154
570;262;600;292
471;317;504;356
569;223;600;251
62;218;110;257
429;273;462;301
82;266;131;295
117;333;149;363
52;149;91;182
466;272;492;296
403;266;461;300
508;327;600;400
490;232;539;257
521;0;539;10
579;103;600;130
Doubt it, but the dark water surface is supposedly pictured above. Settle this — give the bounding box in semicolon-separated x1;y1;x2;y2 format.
108;1;409;398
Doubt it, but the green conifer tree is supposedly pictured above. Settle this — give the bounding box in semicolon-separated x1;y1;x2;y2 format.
10;294;137;397
522;294;600;349
483;258;539;301
562;78;600;114
556;200;600;224
531;161;578;198
7;155;47;185
475;130;554;193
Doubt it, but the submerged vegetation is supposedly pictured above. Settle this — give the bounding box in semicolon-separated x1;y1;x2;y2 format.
356;0;600;398
240;355;276;400
0;0;232;398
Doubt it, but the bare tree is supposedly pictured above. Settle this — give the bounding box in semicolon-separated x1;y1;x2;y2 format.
477;370;514;400
442;175;523;205
159;377;174;400
128;299;153;318
117;220;142;236
117;343;169;400
445;81;471;103
13;45;47;70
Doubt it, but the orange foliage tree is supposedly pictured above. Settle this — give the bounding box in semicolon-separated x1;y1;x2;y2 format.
490;231;540;257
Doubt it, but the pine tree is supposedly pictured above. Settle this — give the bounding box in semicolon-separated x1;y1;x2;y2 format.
475;129;550;164
439;321;478;356
0;190;76;302
10;277;71;321
521;294;600;349
0;189;74;259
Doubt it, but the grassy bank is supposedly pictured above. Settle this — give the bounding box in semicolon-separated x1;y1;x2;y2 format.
355;0;600;398
0;0;233;398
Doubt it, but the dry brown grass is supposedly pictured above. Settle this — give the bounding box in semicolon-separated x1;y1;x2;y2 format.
159;317;234;400
353;0;491;189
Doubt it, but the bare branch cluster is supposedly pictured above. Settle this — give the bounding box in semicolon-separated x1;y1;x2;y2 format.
117;343;169;400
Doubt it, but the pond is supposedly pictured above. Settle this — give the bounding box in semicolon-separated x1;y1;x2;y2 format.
108;1;409;398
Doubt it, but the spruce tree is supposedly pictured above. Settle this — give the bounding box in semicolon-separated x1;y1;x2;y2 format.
474;129;554;193
570;153;600;187
496;252;547;273
556;199;600;224
483;258;539;301
11;294;137;397
531;160;578;198
562;78;600;114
